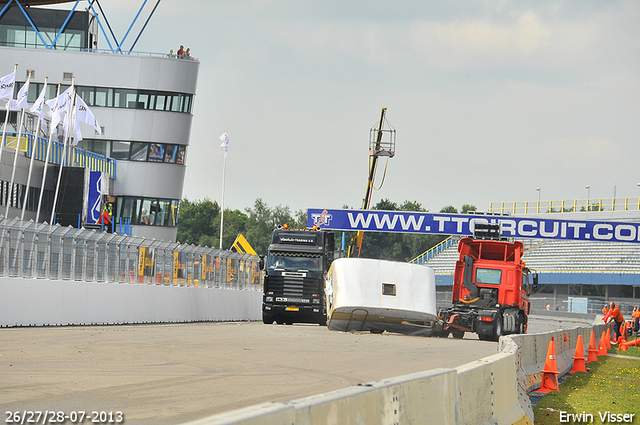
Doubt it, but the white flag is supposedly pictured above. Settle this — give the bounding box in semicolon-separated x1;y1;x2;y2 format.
219;132;229;155
10;76;29;110
30;81;47;121
73;119;83;145
0;70;16;100
47;86;72;131
75;95;101;135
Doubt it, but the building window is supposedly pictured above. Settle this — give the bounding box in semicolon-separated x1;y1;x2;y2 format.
148;143;164;162
116;196;179;227
16;82;193;114
80;139;186;165
110;141;131;160
130;142;148;161
176;146;186;164
95;87;113;107
0;179;53;215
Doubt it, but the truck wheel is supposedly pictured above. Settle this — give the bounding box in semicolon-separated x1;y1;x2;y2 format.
262;314;273;325
433;322;449;338
451;330;465;339
493;313;503;342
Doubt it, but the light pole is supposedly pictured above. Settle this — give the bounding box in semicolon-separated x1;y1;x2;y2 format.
536;187;541;203
586;185;590;211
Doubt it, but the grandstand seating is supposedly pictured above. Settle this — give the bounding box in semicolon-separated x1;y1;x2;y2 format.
419;239;640;275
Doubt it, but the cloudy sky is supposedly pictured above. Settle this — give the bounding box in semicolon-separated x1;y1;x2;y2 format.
99;1;640;214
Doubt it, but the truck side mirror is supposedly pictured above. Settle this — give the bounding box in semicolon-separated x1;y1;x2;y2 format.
531;273;538;294
259;255;264;271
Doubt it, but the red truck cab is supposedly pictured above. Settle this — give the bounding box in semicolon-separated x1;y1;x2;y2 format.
436;230;537;341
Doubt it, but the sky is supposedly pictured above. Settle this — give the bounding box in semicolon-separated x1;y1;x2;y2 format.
66;1;640;214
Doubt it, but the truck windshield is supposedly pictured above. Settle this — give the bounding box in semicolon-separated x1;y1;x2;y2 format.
475;268;502;285
267;252;322;272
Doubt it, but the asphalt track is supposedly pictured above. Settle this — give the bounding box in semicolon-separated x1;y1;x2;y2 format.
0;316;590;425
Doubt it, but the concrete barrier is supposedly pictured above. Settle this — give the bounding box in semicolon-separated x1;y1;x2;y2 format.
0;277;262;326
455;352;530;425
506;323;609;393
185;369;459;425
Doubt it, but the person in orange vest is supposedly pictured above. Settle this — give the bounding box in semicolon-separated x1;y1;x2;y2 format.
605;302;624;342
632;306;640;334
602;304;610;315
97;203;112;228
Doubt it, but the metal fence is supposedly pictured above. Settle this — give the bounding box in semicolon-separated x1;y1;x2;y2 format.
0;216;262;290
489;197;640;215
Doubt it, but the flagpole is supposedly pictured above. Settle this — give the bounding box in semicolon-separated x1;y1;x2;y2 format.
6;106;27;218
36;83;60;223
50;83;76;224
6;71;31;218
22;77;47;220
0;64;18;198
219;151;226;249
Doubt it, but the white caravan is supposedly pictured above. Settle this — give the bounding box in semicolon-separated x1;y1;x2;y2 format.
325;258;437;335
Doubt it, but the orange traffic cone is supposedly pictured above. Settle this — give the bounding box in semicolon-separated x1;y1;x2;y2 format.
536;337;560;393
621;339;640;348
587;331;599;363
605;328;611;349
571;334;587;373
618;323;628;352
597;331;608;356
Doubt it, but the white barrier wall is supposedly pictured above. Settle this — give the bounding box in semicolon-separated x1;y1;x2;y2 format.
0;278;262;326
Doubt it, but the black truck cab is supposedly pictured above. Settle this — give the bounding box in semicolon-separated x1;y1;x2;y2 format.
262;228;334;325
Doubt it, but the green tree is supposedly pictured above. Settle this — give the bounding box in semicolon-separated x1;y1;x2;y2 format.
244;198;298;255
357;199;454;261
294;209;308;229
177;197;472;261
272;204;295;228
461;204;477;214
245;198;273;255
212;209;249;250
176;198;220;245
440;205;458;213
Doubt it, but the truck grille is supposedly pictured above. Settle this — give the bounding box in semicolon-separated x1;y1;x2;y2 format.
269;274;319;298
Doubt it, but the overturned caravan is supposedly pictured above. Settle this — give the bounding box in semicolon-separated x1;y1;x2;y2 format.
326;258;437;336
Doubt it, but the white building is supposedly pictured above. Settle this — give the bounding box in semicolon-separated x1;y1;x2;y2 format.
0;0;199;241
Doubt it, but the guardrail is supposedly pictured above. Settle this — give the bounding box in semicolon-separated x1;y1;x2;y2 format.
489;197;640;215
2;132;116;179
410;235;457;264
0;216;261;290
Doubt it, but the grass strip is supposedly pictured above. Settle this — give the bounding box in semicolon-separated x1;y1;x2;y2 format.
534;339;640;425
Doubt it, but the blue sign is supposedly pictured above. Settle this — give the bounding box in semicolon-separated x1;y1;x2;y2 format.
87;171;104;224
307;208;640;243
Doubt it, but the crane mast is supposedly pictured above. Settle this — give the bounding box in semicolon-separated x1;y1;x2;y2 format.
348;108;396;257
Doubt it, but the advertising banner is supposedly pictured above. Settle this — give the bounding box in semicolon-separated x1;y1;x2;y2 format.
173;252;186;283
226;258;236;282
201;254;215;281
308;208;640;244
138;247;155;277
87;171;107;224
